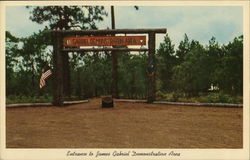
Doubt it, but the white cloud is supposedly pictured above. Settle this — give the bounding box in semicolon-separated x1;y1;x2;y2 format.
97;6;242;49
158;6;242;45
5;6;243;49
6;6;45;38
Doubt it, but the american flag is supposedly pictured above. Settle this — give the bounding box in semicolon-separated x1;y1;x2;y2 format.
39;67;52;88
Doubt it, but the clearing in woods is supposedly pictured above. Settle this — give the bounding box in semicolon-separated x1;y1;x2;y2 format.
6;98;243;148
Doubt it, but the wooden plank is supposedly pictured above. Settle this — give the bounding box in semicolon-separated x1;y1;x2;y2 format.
63;100;89;105
54;28;167;35
63;36;146;47
62;48;148;52
114;99;147;103
6;103;52;108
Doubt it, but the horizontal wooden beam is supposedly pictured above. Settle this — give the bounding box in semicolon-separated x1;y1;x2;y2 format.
63;36;146;47
62;48;149;52
53;28;167;36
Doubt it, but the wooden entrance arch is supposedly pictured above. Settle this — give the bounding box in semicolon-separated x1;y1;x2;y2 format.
52;28;167;106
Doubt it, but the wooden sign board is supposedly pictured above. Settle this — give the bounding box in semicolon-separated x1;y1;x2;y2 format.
63;36;146;47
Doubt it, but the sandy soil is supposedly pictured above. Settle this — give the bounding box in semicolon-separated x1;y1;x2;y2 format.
6;98;243;148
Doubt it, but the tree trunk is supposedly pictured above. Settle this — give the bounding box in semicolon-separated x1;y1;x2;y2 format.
62;52;71;99
32;61;35;88
77;69;81;99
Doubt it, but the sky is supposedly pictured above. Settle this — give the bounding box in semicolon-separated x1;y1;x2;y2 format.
5;6;243;49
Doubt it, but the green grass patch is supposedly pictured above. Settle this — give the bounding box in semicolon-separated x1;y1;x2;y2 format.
156;91;242;104
6;94;53;104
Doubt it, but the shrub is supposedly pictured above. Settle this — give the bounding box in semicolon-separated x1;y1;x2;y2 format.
156;92;242;104
198;93;242;104
6;94;52;104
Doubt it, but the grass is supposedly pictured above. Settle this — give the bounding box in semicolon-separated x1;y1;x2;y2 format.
6;94;86;104
156;91;243;104
6;92;243;104
6;94;53;104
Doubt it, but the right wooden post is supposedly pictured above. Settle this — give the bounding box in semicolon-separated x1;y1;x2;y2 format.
147;32;156;103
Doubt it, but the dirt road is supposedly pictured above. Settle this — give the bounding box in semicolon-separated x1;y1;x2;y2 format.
6;98;243;148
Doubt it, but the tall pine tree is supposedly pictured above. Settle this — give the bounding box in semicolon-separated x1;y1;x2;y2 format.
27;6;107;97
157;33;176;92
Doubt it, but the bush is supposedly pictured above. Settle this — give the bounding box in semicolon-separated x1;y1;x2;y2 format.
156;91;183;102
156;90;165;100
156;92;243;104
6;94;52;104
198;93;242;103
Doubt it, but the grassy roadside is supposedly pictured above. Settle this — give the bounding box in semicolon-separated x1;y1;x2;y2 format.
6;95;86;104
6;92;243;104
6;95;53;104
156;91;243;104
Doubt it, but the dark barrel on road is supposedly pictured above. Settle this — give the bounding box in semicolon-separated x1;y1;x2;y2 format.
101;95;114;108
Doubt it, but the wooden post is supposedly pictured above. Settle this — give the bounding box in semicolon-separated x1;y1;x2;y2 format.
52;32;64;106
111;6;115;29
111;6;119;98
147;32;156;103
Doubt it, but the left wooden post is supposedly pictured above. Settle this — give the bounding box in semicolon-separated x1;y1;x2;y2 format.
52;31;64;106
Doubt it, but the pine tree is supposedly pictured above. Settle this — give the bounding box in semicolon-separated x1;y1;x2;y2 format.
27;6;107;97
157;33;176;92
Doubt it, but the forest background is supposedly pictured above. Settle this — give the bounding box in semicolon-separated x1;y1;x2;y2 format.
5;6;243;104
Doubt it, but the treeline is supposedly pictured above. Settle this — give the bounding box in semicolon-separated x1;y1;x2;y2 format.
156;34;243;103
6;30;243;103
6;6;243;103
6;30;148;100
